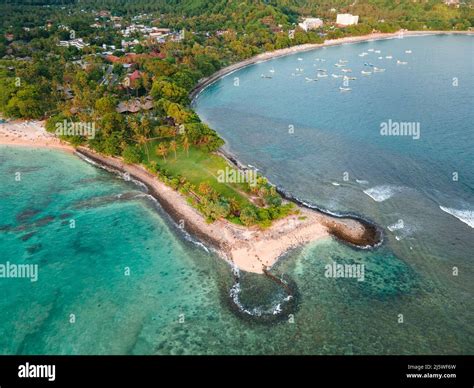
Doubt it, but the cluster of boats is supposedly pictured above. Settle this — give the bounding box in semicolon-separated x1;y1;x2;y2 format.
358;48;411;66
260;47;413;91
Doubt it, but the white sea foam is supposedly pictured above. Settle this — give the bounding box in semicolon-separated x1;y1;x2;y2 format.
229;268;292;317
439;206;474;228
363;185;401;202
76;152;148;192
388;219;404;232
134;193;161;207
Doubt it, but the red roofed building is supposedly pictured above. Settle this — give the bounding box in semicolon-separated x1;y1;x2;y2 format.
123;70;142;89
106;55;121;63
129;70;141;82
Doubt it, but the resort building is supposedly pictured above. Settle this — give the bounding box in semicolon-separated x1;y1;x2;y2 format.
298;18;324;31
116;97;154;114
121;25;173;40
98;10;111;18
58;38;88;49
336;14;359;26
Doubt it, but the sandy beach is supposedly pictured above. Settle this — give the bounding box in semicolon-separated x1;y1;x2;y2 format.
0;120;380;273
190;30;473;101
0;120;74;153
75;147;378;273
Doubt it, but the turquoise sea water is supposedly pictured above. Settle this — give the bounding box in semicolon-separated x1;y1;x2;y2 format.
1;35;473;355
193;34;473;352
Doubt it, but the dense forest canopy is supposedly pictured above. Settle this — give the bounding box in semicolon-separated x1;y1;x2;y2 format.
2;0;473;32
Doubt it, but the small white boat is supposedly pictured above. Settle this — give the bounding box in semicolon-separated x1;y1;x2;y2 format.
374;50;381;54
261;74;272;79
338;59;348;63
368;49;374;52
359;52;368;57
344;76;357;80
378;56;383;60
331;74;343;78
341;68;352;73
373;67;385;72
361;70;372;75
269;67;275;73
317;73;328;78
397;60;408;65
334;63;345;67
305;77;318;82
339;87;352;92
405;50;412;54
295;67;304;72
297;57;303;61
385;55;393;59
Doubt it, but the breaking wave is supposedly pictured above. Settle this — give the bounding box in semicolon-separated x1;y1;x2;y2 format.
363;185;402;202
228;266;296;322
439;206;474;228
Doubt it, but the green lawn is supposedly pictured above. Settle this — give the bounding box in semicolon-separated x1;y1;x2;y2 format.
144;140;252;207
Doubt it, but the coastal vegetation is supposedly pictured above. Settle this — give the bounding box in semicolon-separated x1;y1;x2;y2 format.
0;0;472;226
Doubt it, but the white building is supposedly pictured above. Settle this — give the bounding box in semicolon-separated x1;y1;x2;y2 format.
122;25;171;38
336;14;359;26
58;38;88;49
298;18;324;31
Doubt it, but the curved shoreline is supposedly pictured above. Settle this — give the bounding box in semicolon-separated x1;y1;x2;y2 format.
216;149;384;249
73;147;381;271
190;30;473;102
190;30;474;249
0;123;381;273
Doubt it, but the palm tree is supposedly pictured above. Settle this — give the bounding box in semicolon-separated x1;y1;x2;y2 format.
156;143;168;161
129;119;144;156
169;140;177;160
130;117;151;162
182;136;190;157
140;117;152;161
137;134;149;162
